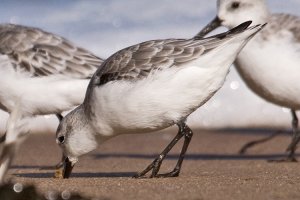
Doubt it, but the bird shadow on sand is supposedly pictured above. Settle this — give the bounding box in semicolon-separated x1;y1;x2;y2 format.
13;128;296;179
91;127;293;161
92;153;300;161
11;165;53;170
14;172;136;179
212;127;291;136
13;152;299;179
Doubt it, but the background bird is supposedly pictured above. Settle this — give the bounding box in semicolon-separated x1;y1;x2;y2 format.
196;0;300;161
0;24;104;183
56;21;264;179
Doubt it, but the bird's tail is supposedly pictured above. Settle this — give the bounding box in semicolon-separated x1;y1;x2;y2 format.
194;21;266;43
187;21;266;78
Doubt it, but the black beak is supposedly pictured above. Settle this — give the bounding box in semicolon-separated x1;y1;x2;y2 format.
62;157;75;178
54;156;75;179
194;16;223;39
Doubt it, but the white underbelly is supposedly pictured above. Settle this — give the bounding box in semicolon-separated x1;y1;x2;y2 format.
92;66;229;136
235;35;300;109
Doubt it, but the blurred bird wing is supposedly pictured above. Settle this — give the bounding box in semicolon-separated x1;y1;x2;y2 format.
0;24;104;78
267;14;300;42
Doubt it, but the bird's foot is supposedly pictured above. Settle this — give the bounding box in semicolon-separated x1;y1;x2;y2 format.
133;159;181;178
238;133;280;155
133;157;164;178
268;156;298;163
155;168;180;178
133;170;179;179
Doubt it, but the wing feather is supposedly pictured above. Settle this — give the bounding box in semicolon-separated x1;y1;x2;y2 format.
92;39;207;85
0;24;103;78
262;14;300;42
91;21;255;86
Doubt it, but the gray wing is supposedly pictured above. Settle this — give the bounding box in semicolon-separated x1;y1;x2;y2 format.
264;13;300;42
90;20;254;86
0;24;104;78
92;39;207;85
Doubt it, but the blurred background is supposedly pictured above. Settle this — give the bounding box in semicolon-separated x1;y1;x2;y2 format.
0;0;299;132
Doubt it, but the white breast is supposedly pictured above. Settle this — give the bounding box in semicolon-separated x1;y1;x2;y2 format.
235;29;300;109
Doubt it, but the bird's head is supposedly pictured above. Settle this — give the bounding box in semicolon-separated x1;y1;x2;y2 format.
218;0;269;28
55;106;97;178
197;0;268;37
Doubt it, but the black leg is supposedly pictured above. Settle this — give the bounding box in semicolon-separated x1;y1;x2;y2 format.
285;110;299;162
239;131;281;154
134;121;193;178
268;110;299;163
157;123;193;178
238;110;300;162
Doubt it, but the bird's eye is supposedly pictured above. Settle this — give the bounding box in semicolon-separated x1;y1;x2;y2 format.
231;2;240;9
58;136;65;144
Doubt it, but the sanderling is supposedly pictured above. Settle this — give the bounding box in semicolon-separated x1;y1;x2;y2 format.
0;24;104;182
55;21;264;178
196;0;300;161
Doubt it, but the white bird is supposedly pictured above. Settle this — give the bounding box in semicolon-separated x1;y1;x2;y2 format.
0;24;104;182
196;0;300;161
55;21;264;179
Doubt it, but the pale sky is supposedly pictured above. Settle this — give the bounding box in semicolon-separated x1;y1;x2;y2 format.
0;0;299;132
